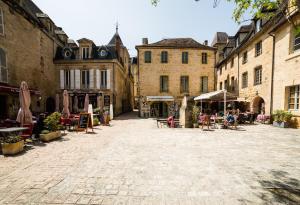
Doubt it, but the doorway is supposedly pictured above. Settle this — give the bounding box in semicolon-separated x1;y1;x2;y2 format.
0;95;7;119
252;96;265;114
150;102;169;118
46;97;55;113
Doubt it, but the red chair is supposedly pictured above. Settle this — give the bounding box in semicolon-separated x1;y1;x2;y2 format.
21;124;33;141
60;117;72;131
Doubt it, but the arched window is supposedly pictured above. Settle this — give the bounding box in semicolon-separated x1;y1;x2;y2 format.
0;48;8;83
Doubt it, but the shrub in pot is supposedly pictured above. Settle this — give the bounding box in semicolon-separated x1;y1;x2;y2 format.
272;110;293;128
40;112;62;142
93;117;100;126
1;136;24;155
192;105;200;128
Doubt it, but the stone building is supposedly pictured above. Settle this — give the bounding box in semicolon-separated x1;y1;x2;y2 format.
214;1;300;127
131;57;139;109
54;29;134;118
0;0;67;119
136;38;216;118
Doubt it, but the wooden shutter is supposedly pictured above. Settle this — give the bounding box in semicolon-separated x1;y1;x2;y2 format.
75;69;80;89
89;69;94;89
60;70;64;89
70;70;75;89
107;69;111;89
96;69;100;89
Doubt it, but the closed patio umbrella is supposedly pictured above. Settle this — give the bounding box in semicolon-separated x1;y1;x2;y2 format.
16;81;33;126
84;94;89;112
62;90;70;118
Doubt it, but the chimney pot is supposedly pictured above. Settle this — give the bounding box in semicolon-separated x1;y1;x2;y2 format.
142;38;148;45
204;40;208;46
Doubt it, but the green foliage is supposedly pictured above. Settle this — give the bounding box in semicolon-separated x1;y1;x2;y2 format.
1;136;23;144
41;130;50;134
192;105;200;124
272;110;293;122
93;117;100;126
44;112;61;132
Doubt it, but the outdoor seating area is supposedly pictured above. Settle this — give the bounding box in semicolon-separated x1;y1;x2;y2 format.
0;82;111;156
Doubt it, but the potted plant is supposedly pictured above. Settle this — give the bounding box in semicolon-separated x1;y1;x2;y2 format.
1;136;24;155
272;110;292;128
192;105;200;128
93;117;100;126
40;112;62;142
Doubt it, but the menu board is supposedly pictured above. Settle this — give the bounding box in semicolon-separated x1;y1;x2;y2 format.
78;113;93;132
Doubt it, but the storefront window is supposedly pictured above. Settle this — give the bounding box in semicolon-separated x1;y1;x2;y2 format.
288;85;300;110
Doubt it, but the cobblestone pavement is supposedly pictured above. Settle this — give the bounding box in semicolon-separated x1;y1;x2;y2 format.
0;112;300;205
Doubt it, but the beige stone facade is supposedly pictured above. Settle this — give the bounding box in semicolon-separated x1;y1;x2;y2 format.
215;3;300;127
136;38;216;118
54;33;134;117
0;0;66;119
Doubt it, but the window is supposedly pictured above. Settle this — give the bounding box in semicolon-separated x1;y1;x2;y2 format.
254;66;262;85
0;8;4;35
242;72;248;88
81;70;90;89
160;76;169;92
161;51;168;63
219;82;223;90
64;70;71;89
224;80;228;90
294;32;300;51
201;76;208;93
219;67;223;75
180;76;189;93
182;52;188;64
231;76;235;91
202;53;208;64
230;58;234;68
288;85;300;110
255;41;262;57
100;70;107;89
0;48;7;83
82;47;90;59
242;51;248;64
144;51;151;63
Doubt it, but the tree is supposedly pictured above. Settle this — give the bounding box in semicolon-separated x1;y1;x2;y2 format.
151;0;299;23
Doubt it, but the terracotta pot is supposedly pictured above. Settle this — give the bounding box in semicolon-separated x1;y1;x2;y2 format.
40;131;62;142
1;141;24;155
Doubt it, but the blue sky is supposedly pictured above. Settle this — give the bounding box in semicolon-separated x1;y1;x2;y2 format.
32;0;242;56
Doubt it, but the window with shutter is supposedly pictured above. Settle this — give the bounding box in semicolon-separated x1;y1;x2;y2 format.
160;76;168;92
144;51;151;63
81;70;90;89
0;48;7;83
201;76;208;93
0;9;4;35
288;85;300;110
180;76;189;93
161;51;168;63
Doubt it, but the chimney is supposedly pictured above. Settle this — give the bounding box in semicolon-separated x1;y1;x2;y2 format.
142;38;148;45
204;40;208;46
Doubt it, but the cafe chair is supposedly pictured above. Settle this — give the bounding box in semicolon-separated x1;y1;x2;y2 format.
21;124;34;141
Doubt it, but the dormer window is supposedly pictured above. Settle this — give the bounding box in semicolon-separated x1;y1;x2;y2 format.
100;50;107;57
82;47;90;59
255;19;262;33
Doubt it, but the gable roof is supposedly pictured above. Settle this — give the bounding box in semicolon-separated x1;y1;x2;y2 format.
136;38;215;50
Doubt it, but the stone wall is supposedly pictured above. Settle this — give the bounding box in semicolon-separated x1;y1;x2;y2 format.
138;48;215;102
0;1;62;118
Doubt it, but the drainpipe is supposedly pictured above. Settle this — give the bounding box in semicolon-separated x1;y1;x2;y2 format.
269;33;276;116
214;50;217;91
237;52;240;95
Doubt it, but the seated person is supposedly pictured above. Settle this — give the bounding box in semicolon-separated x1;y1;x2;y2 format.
224;111;236;128
167;115;175;128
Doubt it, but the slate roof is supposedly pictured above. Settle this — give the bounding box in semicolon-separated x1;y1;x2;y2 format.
211;32;228;46
136;38;215;50
108;32;124;46
237;24;253;33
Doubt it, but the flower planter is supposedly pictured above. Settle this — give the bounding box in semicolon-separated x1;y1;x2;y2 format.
193;123;199;128
273;121;288;128
40;131;62;142
1;141;24;155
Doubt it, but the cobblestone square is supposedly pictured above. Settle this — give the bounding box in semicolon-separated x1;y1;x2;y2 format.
0;112;300;204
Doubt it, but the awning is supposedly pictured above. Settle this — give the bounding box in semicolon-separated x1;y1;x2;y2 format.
0;84;41;95
194;90;237;101
146;96;174;102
